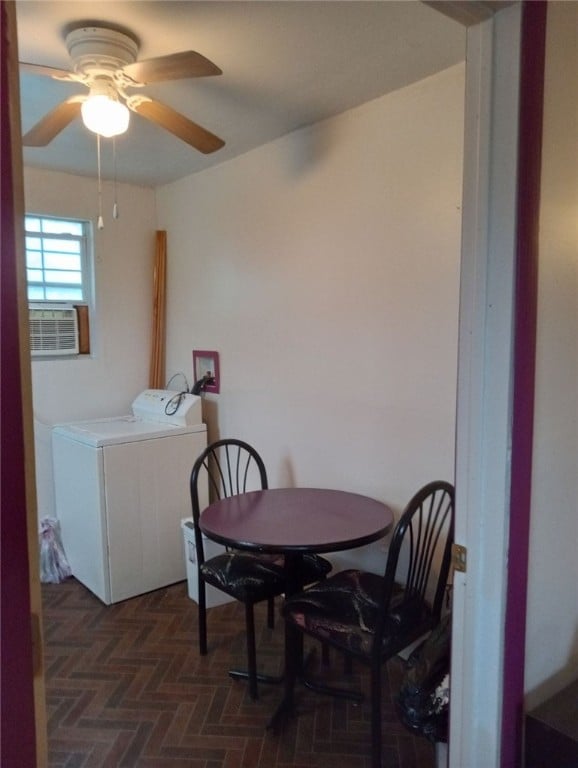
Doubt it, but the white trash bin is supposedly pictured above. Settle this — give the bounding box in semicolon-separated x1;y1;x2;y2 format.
181;518;234;608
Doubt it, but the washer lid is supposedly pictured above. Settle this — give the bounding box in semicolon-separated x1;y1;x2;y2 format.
52;415;205;447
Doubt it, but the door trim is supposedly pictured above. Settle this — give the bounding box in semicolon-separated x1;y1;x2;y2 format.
450;4;523;766
501;3;546;765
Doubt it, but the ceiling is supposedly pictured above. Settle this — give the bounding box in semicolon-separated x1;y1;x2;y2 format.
16;1;465;188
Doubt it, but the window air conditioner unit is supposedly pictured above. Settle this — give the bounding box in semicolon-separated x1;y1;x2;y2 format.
29;304;79;357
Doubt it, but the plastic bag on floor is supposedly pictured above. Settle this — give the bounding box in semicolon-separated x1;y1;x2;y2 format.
395;612;451;744
39;517;72;583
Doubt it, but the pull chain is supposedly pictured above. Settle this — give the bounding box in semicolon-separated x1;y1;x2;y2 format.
113;137;119;220
97;134;104;230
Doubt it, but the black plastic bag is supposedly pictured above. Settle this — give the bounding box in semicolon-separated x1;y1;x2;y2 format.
39;517;72;584
395;612;451;743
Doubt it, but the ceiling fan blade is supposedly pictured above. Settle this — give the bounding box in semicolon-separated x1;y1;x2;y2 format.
122;51;221;84
22;98;83;146
131;98;225;154
20;61;75;81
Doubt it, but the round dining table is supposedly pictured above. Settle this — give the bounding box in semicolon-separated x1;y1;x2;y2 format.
200;487;392;553
200;486;394;726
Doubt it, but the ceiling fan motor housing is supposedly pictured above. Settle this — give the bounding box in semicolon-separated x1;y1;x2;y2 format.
65;26;139;78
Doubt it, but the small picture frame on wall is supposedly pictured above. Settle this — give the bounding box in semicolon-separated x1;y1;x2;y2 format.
192;350;220;394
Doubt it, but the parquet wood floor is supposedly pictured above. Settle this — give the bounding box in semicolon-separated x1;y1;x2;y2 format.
41;578;435;768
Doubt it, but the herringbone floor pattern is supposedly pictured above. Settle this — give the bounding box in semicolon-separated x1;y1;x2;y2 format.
42;578;435;767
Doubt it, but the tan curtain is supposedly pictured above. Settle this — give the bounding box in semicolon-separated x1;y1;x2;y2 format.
149;230;167;388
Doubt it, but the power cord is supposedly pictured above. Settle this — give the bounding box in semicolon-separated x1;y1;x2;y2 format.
165;372;190;393
191;372;215;395
164;391;188;416
163;371;214;414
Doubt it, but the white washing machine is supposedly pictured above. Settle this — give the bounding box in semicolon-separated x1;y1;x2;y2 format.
52;389;208;604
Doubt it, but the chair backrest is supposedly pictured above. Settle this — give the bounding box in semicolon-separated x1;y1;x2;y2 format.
377;481;454;652
189;439;268;562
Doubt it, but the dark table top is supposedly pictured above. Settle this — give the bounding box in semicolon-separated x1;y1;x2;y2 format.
200;487;393;554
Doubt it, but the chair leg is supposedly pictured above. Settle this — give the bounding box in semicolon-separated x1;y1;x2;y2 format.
370;660;382;768
198;576;208;656
245;603;259;700
267;597;275;629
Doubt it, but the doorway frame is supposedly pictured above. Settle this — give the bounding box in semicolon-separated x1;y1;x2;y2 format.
449;2;545;766
450;6;522;763
2;2;540;766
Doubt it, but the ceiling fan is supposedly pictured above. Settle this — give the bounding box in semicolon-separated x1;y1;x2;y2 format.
21;23;225;154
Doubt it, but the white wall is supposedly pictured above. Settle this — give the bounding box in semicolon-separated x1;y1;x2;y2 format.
156;64;464;569
24;168;157;520
525;1;578;707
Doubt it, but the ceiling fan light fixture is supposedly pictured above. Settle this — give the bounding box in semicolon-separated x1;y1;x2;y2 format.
81;82;130;138
21;24;225;153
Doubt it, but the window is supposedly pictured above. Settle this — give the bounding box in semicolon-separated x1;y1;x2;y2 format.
26;214;93;355
25;215;91;302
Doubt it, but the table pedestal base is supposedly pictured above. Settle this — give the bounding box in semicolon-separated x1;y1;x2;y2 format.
228;668;283;686
265;648;364;732
227;647;364;730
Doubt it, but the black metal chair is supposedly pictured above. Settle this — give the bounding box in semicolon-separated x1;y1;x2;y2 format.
190;438;332;699
281;480;454;767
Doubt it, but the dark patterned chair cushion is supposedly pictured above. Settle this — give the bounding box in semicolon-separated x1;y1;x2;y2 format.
201;553;284;602
282;569;432;657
